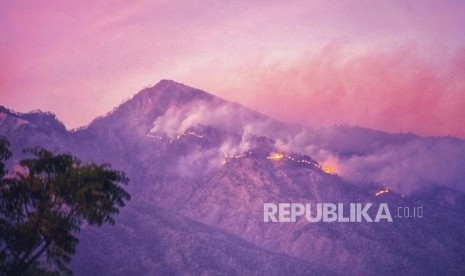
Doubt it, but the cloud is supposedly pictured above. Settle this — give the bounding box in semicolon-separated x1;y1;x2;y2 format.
188;43;465;138
2;0;465;134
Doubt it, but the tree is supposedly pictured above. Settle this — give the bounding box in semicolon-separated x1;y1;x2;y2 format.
0;137;11;178
0;138;131;275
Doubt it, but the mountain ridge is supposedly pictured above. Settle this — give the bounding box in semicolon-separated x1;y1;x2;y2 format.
1;80;465;274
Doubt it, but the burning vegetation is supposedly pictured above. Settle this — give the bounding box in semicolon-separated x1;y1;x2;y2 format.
321;165;335;175
375;187;390;197
224;152;251;159
267;152;284;160
266;151;337;175
176;130;204;140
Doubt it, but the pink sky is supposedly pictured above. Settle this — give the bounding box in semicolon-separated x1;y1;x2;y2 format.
1;0;465;137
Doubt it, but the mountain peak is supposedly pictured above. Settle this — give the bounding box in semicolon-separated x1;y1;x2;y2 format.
146;79;214;101
119;79;216;109
0;105;66;132
82;80;219;131
150;79;180;91
156;79;178;86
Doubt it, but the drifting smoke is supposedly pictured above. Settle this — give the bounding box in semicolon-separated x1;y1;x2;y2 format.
150;99;271;138
301;127;465;195
335;137;465;195
149;87;465;196
269;124;465;195
149;99;286;176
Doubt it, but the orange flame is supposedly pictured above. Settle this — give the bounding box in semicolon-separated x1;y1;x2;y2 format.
322;165;335;174
267;152;284;160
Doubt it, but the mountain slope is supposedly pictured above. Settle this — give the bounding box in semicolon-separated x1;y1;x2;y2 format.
2;80;465;275
72;206;331;275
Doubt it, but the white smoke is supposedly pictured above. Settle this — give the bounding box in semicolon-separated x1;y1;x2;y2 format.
150;98;465;195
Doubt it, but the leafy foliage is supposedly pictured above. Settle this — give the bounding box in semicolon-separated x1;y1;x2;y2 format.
0;137;11;178
0;138;130;275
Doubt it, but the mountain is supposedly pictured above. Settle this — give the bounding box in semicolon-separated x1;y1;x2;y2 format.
0;106;69;155
1;80;465;275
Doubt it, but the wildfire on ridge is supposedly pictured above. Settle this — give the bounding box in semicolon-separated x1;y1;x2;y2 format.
267;152;284;160
146;134;162;140
322;165;335;174
176;130;204;140
224;152;249;159
267;152;319;167
222;151;253;164
375;187;390;197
